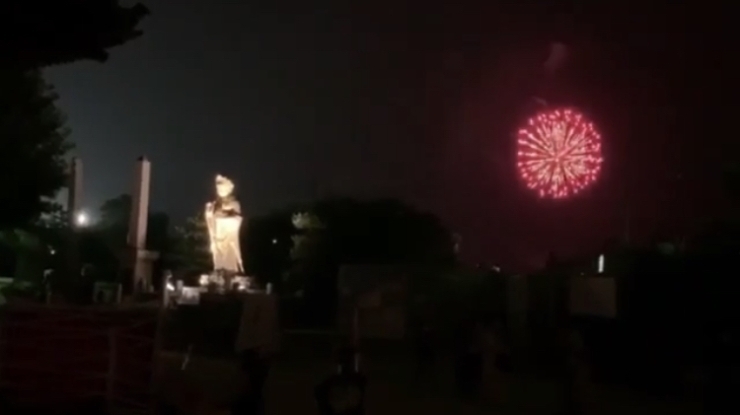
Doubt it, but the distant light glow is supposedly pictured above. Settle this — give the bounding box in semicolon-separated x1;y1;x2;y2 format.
517;108;603;198
75;211;89;227
598;254;605;273
199;274;209;286
272;238;278;245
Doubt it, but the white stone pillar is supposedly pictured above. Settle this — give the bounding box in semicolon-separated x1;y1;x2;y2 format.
66;157;83;277
67;157;83;227
127;157;158;292
128;156;150;249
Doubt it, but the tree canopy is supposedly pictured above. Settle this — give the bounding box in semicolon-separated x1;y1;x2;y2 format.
2;1;150;69
92;193;170;253
169;214;211;277
54;194;173;281
0;69;73;230
242;198;456;287
308;198;456;266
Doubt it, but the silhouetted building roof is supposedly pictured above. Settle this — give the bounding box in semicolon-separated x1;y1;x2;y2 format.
1;1;149;69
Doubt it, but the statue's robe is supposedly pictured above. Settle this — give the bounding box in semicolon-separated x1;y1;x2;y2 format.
206;197;243;274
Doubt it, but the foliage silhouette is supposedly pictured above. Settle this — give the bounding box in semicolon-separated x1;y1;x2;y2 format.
3;1;150;69
0;69;73;230
169;214;211;278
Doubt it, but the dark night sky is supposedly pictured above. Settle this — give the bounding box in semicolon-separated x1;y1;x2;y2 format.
45;1;740;270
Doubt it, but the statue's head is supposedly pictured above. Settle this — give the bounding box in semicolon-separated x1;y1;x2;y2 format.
215;174;235;198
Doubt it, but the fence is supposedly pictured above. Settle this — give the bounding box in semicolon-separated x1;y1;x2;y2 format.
0;303;161;412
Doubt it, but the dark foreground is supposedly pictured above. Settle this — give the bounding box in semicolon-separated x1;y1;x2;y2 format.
155;331;701;415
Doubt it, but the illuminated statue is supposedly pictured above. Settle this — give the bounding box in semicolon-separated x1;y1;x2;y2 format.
205;175;244;275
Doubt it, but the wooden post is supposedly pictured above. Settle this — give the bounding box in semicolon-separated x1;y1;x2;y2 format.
107;328;118;406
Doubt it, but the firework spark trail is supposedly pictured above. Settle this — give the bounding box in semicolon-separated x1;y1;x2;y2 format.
517;108;603;198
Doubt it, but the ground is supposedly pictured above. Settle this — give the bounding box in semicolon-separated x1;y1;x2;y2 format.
155;331;702;415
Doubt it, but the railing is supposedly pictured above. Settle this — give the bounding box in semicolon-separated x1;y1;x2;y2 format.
0;304;161;412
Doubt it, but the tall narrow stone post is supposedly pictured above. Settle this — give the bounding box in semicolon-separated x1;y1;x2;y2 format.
127;157;159;293
128;157;150;250
67;158;83;227
67;158;83;278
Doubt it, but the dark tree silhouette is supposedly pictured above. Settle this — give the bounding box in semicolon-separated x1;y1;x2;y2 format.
94;193;171;253
0;69;73;230
169;214;211;277
308;198;456;267
244;209;294;286
2;1;149;69
67;194;172;280
282;198;456;286
282;198;455;326
242;199;456;291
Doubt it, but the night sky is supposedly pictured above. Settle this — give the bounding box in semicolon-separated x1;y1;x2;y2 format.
45;1;739;270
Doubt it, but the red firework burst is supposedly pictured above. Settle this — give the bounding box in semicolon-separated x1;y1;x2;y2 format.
517;108;603;198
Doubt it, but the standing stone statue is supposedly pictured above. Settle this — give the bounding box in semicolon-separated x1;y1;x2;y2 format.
205;174;244;276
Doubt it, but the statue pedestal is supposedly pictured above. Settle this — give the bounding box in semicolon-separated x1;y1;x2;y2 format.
200;272;251;292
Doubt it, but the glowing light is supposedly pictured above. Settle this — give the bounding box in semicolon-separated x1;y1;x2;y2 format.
598;254;604;273
517;108;603;198
199;274;209;286
75;211;89;227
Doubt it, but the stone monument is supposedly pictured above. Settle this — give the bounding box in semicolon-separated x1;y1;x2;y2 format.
126;156;159;292
66;157;83;277
205;174;244;284
67;157;83;228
